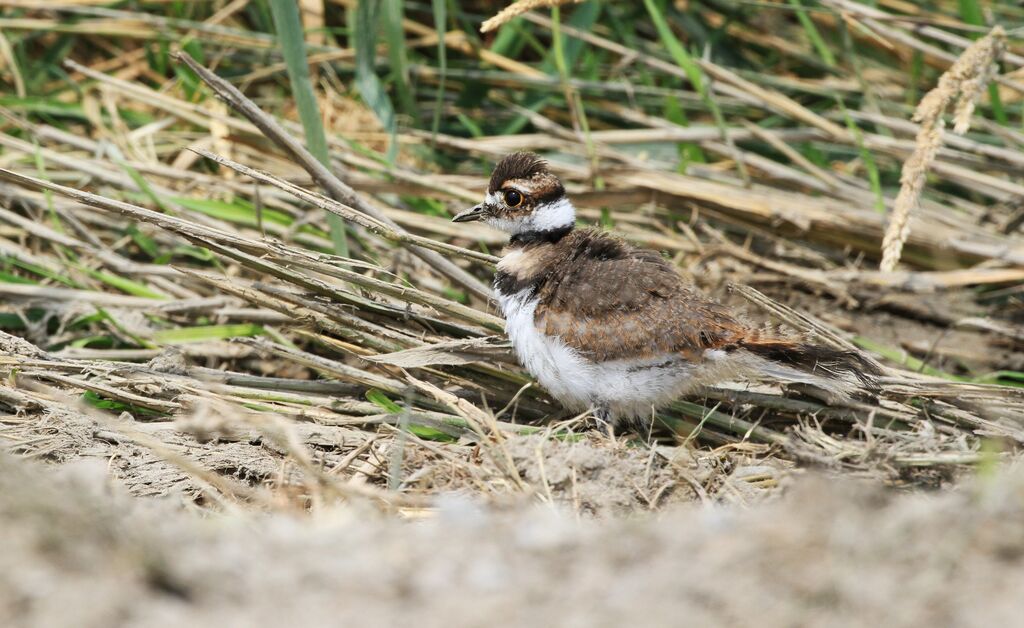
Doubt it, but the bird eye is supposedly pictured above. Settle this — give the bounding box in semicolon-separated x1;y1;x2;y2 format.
503;190;523;207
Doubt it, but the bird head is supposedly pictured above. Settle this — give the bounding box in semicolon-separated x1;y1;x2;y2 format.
451;152;574;235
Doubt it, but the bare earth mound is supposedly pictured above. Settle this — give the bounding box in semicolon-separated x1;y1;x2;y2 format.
3;452;1023;628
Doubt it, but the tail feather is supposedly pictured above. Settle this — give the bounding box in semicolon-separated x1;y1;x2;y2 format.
738;339;880;400
742;340;880;383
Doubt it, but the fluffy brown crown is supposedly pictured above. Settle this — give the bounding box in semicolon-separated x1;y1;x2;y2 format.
488;152;564;203
489;152;548;191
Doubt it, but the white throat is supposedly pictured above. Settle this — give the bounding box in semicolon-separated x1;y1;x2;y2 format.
484;194;576;235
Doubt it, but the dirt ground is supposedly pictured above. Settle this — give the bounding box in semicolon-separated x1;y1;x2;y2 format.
3;447;1024;628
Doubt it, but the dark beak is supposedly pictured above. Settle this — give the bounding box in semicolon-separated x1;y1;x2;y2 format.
451;204;485;223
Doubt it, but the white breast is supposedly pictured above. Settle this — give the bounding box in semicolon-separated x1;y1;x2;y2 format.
496;287;594;411
495;286;700;419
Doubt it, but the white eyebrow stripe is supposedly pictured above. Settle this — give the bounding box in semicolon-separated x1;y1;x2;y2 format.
504;178;550;195
530;197;575;231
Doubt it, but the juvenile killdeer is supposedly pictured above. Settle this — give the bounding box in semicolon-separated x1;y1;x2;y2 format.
453;152;877;427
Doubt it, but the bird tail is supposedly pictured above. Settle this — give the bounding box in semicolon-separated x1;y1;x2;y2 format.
737;339;880;402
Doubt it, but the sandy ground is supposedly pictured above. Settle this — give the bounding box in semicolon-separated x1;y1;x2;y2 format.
4;450;1024;628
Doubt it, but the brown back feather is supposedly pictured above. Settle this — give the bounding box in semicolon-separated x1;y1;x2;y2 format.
525;229;747;362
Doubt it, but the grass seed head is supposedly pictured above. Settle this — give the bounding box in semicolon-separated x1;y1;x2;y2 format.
880;25;1006;272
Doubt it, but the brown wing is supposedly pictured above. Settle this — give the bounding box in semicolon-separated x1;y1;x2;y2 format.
534;237;747;362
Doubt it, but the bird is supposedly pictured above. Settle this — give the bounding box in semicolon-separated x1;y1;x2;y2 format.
452;152;878;429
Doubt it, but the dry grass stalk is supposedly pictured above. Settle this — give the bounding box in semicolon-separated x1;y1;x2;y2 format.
879;25;1006;272
480;0;585;33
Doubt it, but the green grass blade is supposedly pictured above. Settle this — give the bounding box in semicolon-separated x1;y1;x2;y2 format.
643;0;704;95
958;0;985;30
82;390;167;418
0;312;26;329
541;0;601;74
2;256;79;287
354;0;399;163
958;0;1006;125
973;371;1024;387
907;50;924;107
836;97;885;213
117;158;174;215
150;323;265;345
383;0;415;118
643;0;741;180
456;112;484;137
853;336;965;381
31;142;58;230
126;225;160;260
664;94;705;167
92;307;156;349
269;0;349;257
0;270;36;285
367;389;403;413
366;390;455;442
988;84;1008;126
788;0;836;68
76;265;169;299
430;0;447;139
171;196;296;228
551;6;596;169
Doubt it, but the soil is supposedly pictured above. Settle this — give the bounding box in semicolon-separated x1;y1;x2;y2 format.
4;451;1023;628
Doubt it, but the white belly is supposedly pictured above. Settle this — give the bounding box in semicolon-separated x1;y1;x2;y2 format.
496;287;698;419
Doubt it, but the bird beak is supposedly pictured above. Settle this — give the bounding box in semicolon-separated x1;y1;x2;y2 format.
451;204;485;223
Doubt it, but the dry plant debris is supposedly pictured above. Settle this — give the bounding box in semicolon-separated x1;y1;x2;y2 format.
0;1;1022;522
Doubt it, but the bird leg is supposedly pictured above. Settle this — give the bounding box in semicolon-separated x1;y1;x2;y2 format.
592;405;616;440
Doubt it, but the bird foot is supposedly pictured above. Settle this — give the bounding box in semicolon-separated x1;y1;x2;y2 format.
590;406;617;441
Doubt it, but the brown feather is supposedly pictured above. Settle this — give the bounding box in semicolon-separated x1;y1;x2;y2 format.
498;228;747;362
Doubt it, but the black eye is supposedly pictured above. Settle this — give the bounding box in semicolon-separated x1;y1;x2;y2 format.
503;190;523;207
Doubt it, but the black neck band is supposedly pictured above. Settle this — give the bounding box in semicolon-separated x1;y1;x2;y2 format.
509;225;574;247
